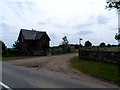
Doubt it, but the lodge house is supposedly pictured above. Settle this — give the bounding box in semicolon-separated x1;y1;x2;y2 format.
17;29;50;55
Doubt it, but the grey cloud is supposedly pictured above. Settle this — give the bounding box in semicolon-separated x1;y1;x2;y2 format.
73;23;94;30
53;22;93;29
38;22;47;25
62;33;71;35
38;20;68;29
110;27;118;31
5;1;39;17
61;33;77;36
1;23;15;34
49;33;60;45
55;25;68;28
3;2;24;17
17;2;36;11
77;30;93;35
1;23;13;31
1;23;17;47
38;19;57;26
14;2;36;10
15;2;23;9
49;33;58;39
97;15;109;24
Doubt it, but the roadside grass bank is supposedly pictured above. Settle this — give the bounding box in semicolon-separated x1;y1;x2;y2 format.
2;56;39;61
70;56;120;86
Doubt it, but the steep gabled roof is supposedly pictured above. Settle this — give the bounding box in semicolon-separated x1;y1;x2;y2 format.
18;29;50;40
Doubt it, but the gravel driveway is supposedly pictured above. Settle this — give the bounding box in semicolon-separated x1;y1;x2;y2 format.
6;53;118;88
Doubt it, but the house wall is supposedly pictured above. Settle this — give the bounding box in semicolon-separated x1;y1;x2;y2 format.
24;37;49;51
39;35;50;49
18;31;50;55
18;34;27;51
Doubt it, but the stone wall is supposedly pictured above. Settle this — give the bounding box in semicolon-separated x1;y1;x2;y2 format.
79;50;120;64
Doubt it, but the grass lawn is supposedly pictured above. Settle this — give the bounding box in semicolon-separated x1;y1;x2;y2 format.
102;47;120;52
2;56;38;61
70;56;120;85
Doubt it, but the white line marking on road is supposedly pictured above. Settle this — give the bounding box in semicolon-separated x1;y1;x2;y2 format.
0;81;11;89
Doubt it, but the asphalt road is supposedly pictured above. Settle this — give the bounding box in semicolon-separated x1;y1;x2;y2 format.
2;62;119;89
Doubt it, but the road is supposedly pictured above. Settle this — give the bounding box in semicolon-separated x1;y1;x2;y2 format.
2;62;119;89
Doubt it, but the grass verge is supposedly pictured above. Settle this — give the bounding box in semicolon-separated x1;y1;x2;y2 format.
70;56;120;85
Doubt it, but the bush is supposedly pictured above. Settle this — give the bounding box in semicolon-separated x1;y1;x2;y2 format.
0;40;7;55
100;42;106;47
84;41;92;47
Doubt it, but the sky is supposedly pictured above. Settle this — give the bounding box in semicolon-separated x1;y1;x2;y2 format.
0;0;118;48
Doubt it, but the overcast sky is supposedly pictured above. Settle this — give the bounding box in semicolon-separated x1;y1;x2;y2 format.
0;0;118;47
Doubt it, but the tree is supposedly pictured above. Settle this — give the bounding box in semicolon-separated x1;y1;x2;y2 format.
12;41;27;55
99;42;106;47
61;36;69;45
13;41;21;50
0;40;7;55
106;0;120;45
106;0;120;10
107;44;111;47
84;41;92;47
115;33;120;45
60;36;70;53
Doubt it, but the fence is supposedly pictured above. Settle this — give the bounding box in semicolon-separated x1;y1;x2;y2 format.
79;50;120;64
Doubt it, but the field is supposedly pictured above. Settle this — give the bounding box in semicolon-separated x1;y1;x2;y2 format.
70;56;120;85
105;47;120;52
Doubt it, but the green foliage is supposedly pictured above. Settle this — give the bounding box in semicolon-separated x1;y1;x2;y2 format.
13;41;21;50
60;36;70;53
70;57;120;85
74;44;79;49
50;44;78;55
12;41;26;55
115;33;120;40
50;46;63;55
106;0;120;45
107;44;111;47
61;36;69;45
106;0;120;10
0;40;7;55
84;41;92;47
2;42;7;51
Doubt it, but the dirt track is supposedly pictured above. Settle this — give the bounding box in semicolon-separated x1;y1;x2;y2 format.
6;53;118;87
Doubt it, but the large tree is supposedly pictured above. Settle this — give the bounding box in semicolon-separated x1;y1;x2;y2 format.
60;36;70;53
61;36;69;45
106;0;120;45
106;0;120;10
84;41;92;47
